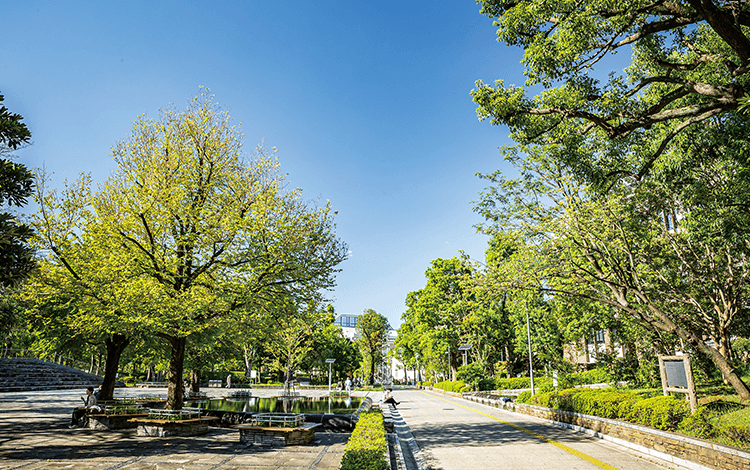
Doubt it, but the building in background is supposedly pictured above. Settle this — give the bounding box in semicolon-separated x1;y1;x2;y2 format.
334;313;407;384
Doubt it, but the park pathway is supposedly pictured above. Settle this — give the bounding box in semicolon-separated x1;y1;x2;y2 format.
392;389;690;470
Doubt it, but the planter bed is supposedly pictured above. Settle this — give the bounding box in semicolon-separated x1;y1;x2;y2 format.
235;421;321;446
87;413;149;430
130;416;219;437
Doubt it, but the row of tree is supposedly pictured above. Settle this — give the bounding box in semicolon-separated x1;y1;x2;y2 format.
1;92;353;408
397;0;750;399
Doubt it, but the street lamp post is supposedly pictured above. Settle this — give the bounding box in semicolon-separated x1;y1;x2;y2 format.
326;359;336;395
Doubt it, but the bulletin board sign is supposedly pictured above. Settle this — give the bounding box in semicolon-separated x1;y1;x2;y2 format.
658;355;697;413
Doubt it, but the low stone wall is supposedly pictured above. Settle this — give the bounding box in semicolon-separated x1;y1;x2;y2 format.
132;417;218;437
87;413;148;430
462;393;750;470
237;422;320;446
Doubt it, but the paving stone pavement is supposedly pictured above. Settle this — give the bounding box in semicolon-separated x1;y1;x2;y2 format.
0;388;363;470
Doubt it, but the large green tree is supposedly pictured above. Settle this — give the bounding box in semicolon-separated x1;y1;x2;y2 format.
0;93;35;290
474;148;750;399
30;93;347;408
355;309;390;385
472;0;750;188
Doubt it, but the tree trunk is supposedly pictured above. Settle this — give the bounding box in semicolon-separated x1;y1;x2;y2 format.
694;338;750;401
190;370;200;393
100;334;130;400
243;344;255;377
450;353;457;381
165;335;186;410
368;354;376;385
145;364;156;382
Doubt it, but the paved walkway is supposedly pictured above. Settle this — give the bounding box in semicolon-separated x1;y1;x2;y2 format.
0;388;359;470
391;389;691;470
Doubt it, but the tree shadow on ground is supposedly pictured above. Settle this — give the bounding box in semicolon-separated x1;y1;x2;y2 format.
0;424;347;462
409;417;600;448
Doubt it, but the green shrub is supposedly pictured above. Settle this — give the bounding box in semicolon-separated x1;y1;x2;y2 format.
495;377;531;390
495;376;554;391
341;411;388;470
516;391;532;403
679;407;716;439
432;380;467;393
721;425;750;443
523;388;692;432
569;368;613;386
622;396;690;430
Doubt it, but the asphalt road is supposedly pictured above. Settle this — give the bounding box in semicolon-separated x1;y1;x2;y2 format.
392;389;690;470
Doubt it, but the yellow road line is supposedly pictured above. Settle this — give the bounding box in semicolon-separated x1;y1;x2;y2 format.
424;392;620;470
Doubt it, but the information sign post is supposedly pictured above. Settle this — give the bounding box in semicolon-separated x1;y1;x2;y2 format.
658;355;698;413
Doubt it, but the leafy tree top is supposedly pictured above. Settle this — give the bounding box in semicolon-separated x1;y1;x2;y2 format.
472;0;750;187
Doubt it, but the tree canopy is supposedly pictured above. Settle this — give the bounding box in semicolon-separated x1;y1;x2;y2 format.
472;0;750;188
0;93;35;288
355;309;390;385
29;92;348;408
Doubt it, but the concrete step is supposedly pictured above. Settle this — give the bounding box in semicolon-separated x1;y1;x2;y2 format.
0;358;104;393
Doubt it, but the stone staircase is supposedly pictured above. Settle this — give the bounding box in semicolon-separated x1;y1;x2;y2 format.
0;357;103;392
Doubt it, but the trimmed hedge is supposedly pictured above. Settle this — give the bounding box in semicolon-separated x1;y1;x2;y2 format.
433;380;470;393
340;411;388;470
495;377;552;390
517;388;690;431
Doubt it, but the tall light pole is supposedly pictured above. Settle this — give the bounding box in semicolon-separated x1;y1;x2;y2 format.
526;304;535;396
326;358;336;395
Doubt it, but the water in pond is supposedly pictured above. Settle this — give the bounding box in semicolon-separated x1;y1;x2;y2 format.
190;396;365;415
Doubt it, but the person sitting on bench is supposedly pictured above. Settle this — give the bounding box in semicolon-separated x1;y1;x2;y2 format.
70;386;98;428
383;388;400;407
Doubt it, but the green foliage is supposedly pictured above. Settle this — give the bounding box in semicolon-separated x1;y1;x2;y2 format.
621;396;691;431
27;92;348;408
433;380;467;393
473;0;750;402
524;388;692;431
516;390;531;403
733;338;750;364
340;411;388;470
473;0;750;187
457;363;486;390
570;369;613;386
0;93;35;289
355;309;390;385
678;407;715;440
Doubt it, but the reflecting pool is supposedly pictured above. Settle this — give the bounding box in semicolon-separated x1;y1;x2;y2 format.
190;396;365;415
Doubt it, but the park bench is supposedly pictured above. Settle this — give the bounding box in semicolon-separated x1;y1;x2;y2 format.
208;380;222;387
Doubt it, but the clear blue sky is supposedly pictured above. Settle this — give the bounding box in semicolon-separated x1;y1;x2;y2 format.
4;1;524;328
